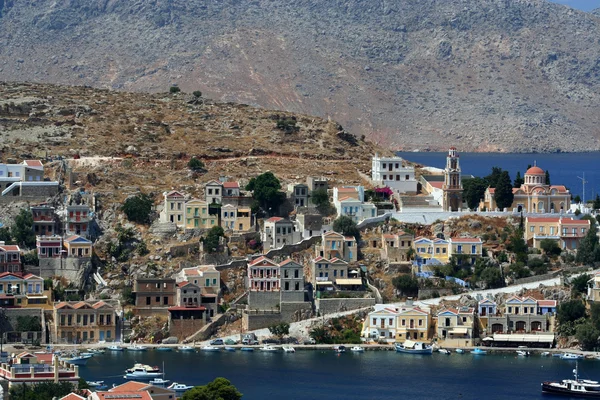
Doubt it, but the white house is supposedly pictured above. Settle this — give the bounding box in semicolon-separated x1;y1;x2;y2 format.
261;217;301;251
332;186;377;224
371;154;417;194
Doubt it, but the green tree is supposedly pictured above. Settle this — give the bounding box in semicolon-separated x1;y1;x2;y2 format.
593;194;600;210
0;227;12;243
484;166;505;188
245;172;284;215
576;322;599;351
332;216;360;240
571;273;592;297
268;322;290;340
545;170;551;186
188;158;205;171
193;90;202;98
122;286;135;305
170;85;181;93
9;382;78;400
513;171;524;188
493;171;514;210
122;193;153;224
462;177;488;210
576;222;600;264
181;377;242;400
12;209;35;248
479;266;504;289
557;299;586;325
590;302;600;331
508;262;530;279
16;316;42;332
540;239;561;257
507;230;528;263
311;189;332;215
574;195;582;204
204;226;225;253
392;275;419;297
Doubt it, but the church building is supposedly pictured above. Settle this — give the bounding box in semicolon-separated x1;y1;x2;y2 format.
482;165;570;213
442;147;463;212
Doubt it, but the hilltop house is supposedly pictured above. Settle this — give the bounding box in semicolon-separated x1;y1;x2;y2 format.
184;199;218;230
0;242;21;273
371;154;418;194
31;205;59;236
160;191;186;228
381;231;414;262
332;185;377;224
133;278;176;317
262;217;300;251
65;205;92;238
524;217;590;250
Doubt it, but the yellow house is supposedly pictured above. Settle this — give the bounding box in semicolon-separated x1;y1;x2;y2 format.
221;205;253;232
448;237;483;265
413;237;449;263
64;235;92;258
185;199;218;230
396;307;432;343
525;217;590;250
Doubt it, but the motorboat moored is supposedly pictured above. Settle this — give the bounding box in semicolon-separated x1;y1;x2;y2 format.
517;350;531;357
261;345;278;352
438;349;451;355
334;345;346;353
541;362;600;397
107;345;124;351
149;378;170;386
541;352;551;357
124;363;162;380
350;346;364;353
561;353;585;360
177;346;195;352
282;346;296;353
127;345;148;351
201;345;221;352
241;347;254;352
60;355;91;365
156;347;172;352
471;348;487;355
395;341;433;355
167;382;194;394
455;348;465;354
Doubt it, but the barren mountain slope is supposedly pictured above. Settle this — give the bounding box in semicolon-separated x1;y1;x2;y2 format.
0;82;385;205
1;0;600;152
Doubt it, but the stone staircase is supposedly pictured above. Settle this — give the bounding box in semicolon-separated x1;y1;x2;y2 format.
398;195;441;210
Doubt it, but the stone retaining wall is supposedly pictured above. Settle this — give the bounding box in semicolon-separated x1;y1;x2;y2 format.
316;298;376;316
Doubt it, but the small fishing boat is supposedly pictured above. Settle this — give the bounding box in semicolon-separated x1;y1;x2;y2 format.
334;345;346;353
541;352;551;357
471;348;487;355
455;348;465;354
224;346;237;352
107;345;124;351
201;345;221;352
261;345;278;352
127;345;148;351
350;346;364;353
156;347;172;352
80;352;95;358
395;341;433;355
87;381;104;387
60;355;90;365
149;378;170;386
553;353;563;358
167;382;194;394
282;346;296;353
178;345;195;352
561;353;584;360
517;350;530;357
438;349;451;355
241;347;254;352
541;362;600;397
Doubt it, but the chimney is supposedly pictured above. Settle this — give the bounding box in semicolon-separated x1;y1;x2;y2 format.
406;297;414;306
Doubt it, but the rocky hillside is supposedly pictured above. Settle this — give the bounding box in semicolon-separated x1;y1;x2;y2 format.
1;1;600;152
0;82;384;203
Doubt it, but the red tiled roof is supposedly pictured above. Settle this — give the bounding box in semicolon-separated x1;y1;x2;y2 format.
24;160;43;167
429;182;444;189
110;381;149;392
249;256;278;267
450;237;482;243
92;301;109;309
279;258;296;266
526;166;545;175
561;219;591;225
59;394;86;400
222;182;239;188
527;217;560;223
183;268;200;276
383;234;395;239
337;188;357;193
550;185;568;192
165;190;184;198
266;217;283;222
0;272;24;279
537;300;557;307
177;281;190;287
313;256;324;262
0;244;20;252
96;391;152;400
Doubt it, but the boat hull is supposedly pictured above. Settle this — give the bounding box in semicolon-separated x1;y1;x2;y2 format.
124;372;163;380
395;348;433;355
542;383;600;398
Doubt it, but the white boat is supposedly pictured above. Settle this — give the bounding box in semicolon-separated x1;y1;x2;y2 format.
167;382;194;393
561;353;584;360
177;346;195;352
282;346;296;353
333;345;346;353
261;345;278;352
80;352;95;358
201;345;221;352
124;363;162;380
471;348;487;355
149;378;170;386
60;355;90;365
541;352;551;357
395;341;433;355
107;345;124;351
350;346;364;353
224;346;237;352
438;349;451;355
541;362;600;397
127;345;148;351
87;381;104;387
516;350;530;357
455;348;465;354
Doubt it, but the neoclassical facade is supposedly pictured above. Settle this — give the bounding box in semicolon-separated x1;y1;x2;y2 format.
482;165;570;213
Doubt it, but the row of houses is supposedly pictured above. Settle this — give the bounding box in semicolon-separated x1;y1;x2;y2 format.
362;296;557;347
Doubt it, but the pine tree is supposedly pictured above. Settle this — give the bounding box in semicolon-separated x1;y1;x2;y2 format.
545;170;551;185
513;171;524;188
576;222;600;265
494;171;514;210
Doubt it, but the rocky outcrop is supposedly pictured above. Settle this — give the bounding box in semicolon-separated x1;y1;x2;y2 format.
1;1;600;152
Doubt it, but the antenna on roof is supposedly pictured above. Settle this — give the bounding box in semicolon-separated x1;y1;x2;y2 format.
577;173;587;205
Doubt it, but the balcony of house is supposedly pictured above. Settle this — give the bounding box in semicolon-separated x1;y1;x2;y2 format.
32;215;55;222
248;272;280;279
0;361;79;383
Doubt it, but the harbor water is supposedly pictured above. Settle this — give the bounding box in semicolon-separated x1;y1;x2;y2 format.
79;349;600;399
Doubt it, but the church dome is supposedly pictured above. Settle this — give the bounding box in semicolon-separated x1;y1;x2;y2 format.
525;166;545;175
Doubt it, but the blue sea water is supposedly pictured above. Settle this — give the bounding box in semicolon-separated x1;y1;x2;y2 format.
79;350;600;400
397;152;600;201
